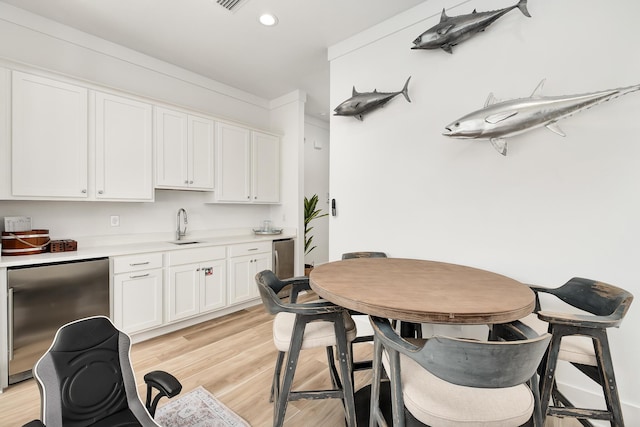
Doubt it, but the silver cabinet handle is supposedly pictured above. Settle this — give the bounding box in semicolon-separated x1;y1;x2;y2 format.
129;273;150;279
129;262;150;266
98;190;104;194
81;189;87;194
248;248;258;251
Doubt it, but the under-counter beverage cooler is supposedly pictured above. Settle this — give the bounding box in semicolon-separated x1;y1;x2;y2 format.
272;238;294;280
7;257;109;384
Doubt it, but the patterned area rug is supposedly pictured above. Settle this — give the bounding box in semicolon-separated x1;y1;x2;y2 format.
155;386;251;427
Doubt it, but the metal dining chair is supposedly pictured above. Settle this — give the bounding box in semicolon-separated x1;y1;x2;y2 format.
369;316;551;427
522;277;633;427
255;270;358;427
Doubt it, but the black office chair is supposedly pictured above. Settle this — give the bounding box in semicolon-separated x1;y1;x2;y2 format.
22;316;182;427
255;270;358;427
523;277;633;427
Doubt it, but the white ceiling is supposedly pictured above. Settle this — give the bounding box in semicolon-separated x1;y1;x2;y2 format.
0;0;426;121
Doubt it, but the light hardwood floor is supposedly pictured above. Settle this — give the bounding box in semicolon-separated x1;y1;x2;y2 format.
0;300;579;426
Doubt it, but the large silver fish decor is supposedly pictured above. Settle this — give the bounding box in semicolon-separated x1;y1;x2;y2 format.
334;77;411;120
442;80;640;156
412;0;531;53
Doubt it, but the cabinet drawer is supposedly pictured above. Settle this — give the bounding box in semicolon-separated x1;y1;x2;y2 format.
166;246;226;266
228;241;271;257
113;253;163;273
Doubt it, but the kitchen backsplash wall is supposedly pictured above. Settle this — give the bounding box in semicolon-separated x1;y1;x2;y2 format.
0;190;273;242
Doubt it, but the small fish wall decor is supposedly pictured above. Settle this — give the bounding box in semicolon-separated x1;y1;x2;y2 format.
334;77;411;121
412;0;531;54
442;80;640;156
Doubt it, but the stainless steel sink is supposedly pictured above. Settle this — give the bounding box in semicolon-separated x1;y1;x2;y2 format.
170;241;201;245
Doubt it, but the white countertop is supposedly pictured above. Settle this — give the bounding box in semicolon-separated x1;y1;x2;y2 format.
0;228;297;268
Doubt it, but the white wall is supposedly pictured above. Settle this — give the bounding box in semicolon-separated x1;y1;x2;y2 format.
329;0;640;422
304;116;330;266
269;91;307;275
0;3;303;257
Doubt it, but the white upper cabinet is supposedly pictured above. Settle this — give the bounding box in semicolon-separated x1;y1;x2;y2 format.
252;131;280;203
12;71;89;198
215;122;280;203
155;106;215;191
216;122;251;201
94;91;153;201
10;71;153;201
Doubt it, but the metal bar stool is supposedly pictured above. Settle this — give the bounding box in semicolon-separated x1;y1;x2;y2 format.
523;277;633;427
255;270;358;427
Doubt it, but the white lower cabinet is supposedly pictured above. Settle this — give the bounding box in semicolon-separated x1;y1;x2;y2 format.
228;242;272;305
111;242;271;336
113;253;164;334
165;246;227;322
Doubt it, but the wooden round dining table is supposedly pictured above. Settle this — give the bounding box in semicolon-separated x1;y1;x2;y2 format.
309;258;535;325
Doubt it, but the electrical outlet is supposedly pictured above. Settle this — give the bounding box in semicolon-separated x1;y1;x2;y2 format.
110;215;120;227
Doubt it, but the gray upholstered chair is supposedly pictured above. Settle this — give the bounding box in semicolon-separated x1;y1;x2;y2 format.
369;317;551;427
522;277;633;427
342;251;388;260
255;270;358;427
22;316;181;427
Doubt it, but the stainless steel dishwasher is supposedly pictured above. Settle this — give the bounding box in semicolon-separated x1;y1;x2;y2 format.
7;257;109;384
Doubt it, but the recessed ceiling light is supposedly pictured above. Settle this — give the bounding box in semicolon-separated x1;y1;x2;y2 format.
259;13;278;26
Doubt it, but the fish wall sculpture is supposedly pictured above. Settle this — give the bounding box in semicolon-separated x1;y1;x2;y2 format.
334;77;411;120
442;80;640;156
412;0;531;53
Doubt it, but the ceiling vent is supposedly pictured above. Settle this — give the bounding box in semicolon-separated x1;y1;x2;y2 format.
216;0;249;12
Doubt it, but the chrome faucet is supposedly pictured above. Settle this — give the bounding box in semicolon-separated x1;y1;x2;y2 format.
176;208;188;240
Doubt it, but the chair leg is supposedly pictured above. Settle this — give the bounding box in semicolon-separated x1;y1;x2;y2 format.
387;348;405;427
327;346;341;389
333;314;357;427
274;318;306;427
539;330;563;425
369;336;385;427
592;330;625;426
271;351;285;403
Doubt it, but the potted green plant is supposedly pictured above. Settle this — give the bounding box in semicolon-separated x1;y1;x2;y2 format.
304;194;328;275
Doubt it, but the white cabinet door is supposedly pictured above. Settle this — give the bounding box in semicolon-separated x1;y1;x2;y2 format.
216;122;251;202
228;255;255;305
252;131;280;203
113;268;163;334
189;115;215;190
167;264;200;322
200;259;227;313
156;108;214;190
94;92;153;201
12;71;88;198
228;251;271;305
155;107;188;188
